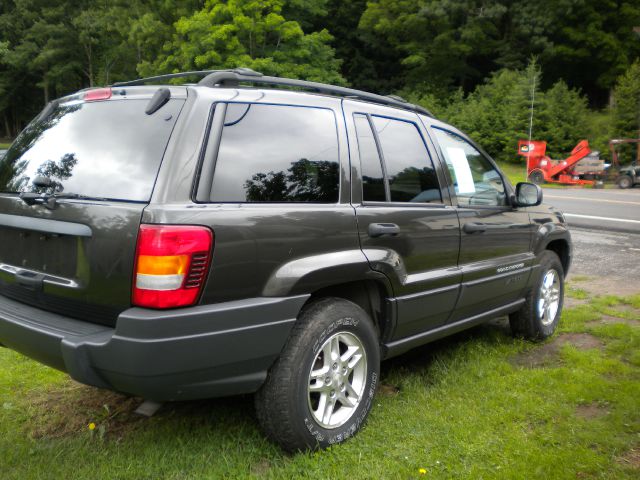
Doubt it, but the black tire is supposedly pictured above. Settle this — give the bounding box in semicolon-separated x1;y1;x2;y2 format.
255;297;380;452
528;169;545;185
509;250;564;341
617;175;633;189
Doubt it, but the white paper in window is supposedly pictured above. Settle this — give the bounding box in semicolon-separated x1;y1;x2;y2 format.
446;147;475;194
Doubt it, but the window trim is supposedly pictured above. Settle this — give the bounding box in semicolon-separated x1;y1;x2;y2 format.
353;113;390;202
194;101;343;204
429;126;511;210
353;112;445;206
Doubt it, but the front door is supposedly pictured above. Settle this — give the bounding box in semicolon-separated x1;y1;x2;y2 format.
429;127;534;321
343;101;461;340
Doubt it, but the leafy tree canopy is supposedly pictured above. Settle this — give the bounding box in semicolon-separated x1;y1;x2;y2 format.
143;0;344;84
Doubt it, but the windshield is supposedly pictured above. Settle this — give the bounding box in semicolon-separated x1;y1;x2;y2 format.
0;98;184;201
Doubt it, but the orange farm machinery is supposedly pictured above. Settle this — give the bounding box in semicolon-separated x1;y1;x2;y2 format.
518;139;606;186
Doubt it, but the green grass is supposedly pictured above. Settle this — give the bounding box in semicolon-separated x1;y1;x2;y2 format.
1;296;639;479
0;143;11;149
497;162;528;185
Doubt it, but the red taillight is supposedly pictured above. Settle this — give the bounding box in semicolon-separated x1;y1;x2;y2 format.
132;225;213;309
84;88;112;102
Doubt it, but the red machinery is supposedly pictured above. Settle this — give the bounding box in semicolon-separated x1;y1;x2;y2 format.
518;139;604;186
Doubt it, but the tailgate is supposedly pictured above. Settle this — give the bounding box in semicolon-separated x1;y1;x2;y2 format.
0;91;186;326
0;197;144;326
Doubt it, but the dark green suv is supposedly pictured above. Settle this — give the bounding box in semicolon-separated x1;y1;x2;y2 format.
0;69;571;451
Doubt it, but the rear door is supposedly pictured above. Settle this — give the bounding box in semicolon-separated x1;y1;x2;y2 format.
343;100;461;340
427;125;534;321
0;91;185;326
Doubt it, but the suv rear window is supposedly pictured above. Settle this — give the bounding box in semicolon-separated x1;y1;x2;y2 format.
0;99;184;202
208;103;340;203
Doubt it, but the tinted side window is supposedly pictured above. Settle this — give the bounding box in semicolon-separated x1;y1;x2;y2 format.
371;116;441;203
432;128;506;207
209;103;340;202
354;114;385;202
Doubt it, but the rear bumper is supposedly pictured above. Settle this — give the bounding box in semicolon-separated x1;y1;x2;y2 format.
0;294;308;401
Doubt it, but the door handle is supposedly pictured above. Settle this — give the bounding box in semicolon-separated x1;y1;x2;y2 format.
463;222;487;234
368;223;400;238
15;271;45;289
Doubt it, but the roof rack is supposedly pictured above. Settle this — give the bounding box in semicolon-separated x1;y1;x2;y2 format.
112;70;224;87
111;67;433;117
197;69;433;117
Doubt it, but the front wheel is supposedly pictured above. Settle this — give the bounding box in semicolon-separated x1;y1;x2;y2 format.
255;297;380;452
510;251;564;340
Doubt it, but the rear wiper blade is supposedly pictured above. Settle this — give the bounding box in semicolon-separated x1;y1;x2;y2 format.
19;192;108;209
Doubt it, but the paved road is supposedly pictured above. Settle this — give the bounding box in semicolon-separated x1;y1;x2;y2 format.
542;187;640;233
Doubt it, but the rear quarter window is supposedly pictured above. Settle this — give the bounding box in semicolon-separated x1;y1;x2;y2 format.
207;103;340;203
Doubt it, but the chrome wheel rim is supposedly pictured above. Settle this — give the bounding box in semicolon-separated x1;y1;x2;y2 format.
307;331;367;429
538;269;561;326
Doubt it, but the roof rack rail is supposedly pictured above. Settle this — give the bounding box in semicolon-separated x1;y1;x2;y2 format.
197;69;433;117
111;67;433;117
112;70;222;87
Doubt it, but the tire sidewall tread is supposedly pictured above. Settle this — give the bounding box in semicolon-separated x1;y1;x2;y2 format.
255;297;380;452
510;250;564;341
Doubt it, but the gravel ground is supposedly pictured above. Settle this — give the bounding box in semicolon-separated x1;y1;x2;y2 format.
566;227;640;297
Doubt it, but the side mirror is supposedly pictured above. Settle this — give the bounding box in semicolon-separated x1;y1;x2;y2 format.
514;182;543;207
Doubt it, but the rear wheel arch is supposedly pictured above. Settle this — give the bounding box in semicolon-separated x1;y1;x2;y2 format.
307;280;392;342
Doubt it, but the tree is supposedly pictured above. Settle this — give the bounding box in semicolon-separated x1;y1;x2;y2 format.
613;60;640;138
410;61;592;163
611;60;640;162
359;0;640;104
144;0;344;83
359;0;510;91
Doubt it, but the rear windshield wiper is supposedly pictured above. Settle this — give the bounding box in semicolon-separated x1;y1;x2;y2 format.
19;192;108;209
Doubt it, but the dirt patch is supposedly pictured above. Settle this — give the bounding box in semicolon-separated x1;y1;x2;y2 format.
617;447;640;470
378;383;400;396
560;333;605;349
250;459;271;476
27;381;144;439
511;333;603;368
575;403;608;420
571;277;639;298
612;304;640;319
586;315;639;328
564;297;588;309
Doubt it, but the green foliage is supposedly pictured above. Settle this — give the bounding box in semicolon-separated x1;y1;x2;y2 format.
359;0;640;104
144;0;344;84
613;60;640;138
535;81;590;159
609;60;640;164
407;61;592;163
360;0;509;90
0;0;638;148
